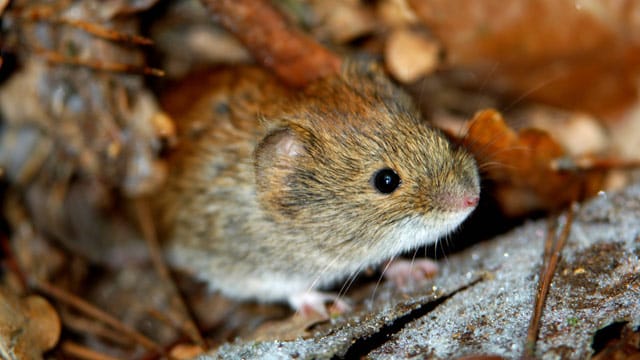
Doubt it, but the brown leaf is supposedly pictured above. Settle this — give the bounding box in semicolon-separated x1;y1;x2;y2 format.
462;109;604;216
385;28;440;83
409;0;640;115
169;343;206;360
0;288;61;359
24;295;62;351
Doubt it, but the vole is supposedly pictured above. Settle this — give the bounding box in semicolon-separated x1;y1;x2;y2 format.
157;62;480;315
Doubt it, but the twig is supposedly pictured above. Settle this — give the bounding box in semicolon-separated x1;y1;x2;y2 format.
15;6;153;45
61;311;134;348
541;216;558;269
60;19;153;45
133;198;207;349
60;341;122;360
33;279;164;355
147;308;186;336
524;203;577;359
552;155;640;172
35;48;165;77
0;233;29;292
200;0;341;87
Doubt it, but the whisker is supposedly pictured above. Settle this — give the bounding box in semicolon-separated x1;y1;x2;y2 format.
478;61;500;93
336;264;362;299
501;73;563;113
478;161;518;172
345;232;395;301
300;232;370;315
370;254;397;305
410;248;419;266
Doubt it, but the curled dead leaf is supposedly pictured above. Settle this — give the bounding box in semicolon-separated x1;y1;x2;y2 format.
0;288;61;359
462;109;605;216
24;295;61;351
385;28;440;83
408;0;640;115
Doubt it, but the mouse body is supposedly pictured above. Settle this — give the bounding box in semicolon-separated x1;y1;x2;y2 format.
158;62;480;313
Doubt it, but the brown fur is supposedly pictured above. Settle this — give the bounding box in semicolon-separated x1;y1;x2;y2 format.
156;62;479;303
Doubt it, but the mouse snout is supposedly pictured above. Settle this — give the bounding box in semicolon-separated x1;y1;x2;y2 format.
435;190;479;212
462;194;480;208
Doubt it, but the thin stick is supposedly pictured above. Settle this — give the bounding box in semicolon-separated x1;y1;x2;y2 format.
147;308;185;335
524;203;576;359
61;312;134;347
200;0;341;87
36;48;164;77
33;279;164;354
133;198;207;349
0;233;29;291
552;156;640;172
541;216;558;269
60;341;122;360
16;7;153;45
61;19;153;45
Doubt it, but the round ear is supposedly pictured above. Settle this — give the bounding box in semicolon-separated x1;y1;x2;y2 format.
254;128;306;216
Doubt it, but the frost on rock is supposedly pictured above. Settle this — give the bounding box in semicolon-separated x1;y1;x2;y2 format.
209;184;640;360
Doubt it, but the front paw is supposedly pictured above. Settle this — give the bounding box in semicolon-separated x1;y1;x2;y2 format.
383;258;439;288
288;291;351;318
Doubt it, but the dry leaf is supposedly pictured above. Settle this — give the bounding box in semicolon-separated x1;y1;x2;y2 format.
0;0;8;17
510;106;609;157
385;28;440;83
311;0;376;44
376;0;419;28
409;0;640;115
23;296;61;351
462;109;605;216
169;344;206;359
0;288;61;359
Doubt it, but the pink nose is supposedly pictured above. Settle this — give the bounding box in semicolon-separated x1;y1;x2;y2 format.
437;192;480;211
463;195;480;208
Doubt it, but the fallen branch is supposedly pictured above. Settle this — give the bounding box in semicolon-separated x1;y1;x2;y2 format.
200;0;341;87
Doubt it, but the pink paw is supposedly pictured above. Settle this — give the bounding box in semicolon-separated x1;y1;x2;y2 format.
288;291;351;318
383;258;439;288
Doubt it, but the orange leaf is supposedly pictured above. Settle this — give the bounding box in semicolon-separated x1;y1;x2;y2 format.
463;109;604;216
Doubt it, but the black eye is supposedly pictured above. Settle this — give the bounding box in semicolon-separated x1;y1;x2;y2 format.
372;168;401;194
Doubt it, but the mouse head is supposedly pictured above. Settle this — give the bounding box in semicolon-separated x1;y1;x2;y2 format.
255;62;479;261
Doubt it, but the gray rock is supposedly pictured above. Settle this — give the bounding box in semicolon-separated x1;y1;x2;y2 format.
207;184;640;359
